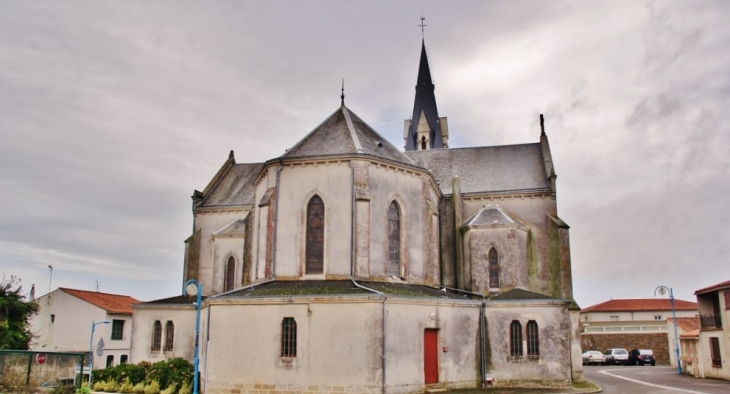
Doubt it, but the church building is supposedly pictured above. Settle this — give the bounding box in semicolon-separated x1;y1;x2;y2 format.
131;38;582;393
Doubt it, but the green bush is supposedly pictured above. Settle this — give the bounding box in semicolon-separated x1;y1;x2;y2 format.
76;386;91;394
119;377;135;393
160;382;177;394
132;381;147;393
178;380;192;394
49;385;76;394
87;358;192;392
144;379;160;394
147;358;193;391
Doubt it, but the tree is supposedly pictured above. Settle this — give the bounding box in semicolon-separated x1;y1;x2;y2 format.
0;275;39;349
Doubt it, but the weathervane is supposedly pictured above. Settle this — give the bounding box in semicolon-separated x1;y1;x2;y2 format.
340;79;345;105
419;15;427;39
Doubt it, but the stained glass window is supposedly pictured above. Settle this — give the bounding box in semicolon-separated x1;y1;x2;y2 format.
387;201;401;276
306;196;325;274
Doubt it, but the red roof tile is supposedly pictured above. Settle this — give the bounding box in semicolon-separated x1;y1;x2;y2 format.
694;280;730;295
60;288;141;315
581;298;697;313
680;329;700;338
668;317;701;332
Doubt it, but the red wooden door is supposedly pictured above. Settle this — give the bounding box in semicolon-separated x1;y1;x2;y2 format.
424;329;438;384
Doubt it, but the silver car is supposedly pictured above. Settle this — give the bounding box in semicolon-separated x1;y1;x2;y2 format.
604;348;629;365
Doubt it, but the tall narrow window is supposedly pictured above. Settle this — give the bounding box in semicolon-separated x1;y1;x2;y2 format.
281;318;297;357
387;201;401;276
164;321;175;351
224;256;235;292
111;319;124;340
120;355;128;364
151;321;162;351
710;337;722;367
421;136;427;150
106;355;114;368
306;195;325;274
510;320;523;356
527;321;539;356
488;247;500;289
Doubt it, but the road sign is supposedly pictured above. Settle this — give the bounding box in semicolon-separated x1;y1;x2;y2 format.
36;353;47;364
96;337;105;357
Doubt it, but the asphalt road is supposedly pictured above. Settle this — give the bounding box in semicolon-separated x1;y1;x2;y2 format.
583;365;730;394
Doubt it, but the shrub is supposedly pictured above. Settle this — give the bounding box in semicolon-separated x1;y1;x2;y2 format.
76;386;91;394
49;385;76;394
160;382;177;394
144;379;161;394
133;381;147;393
178;380;192;394
119;377;135;393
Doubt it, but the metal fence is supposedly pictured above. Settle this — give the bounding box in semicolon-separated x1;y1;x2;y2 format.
0;350;86;390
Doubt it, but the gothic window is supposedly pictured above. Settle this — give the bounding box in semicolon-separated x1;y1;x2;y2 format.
421;136;427;150
306;195;325;274
387;201;401;276
224;256;235;292
527;321;539;356
151;321;162;351
281;317;297;357
510;320;522;356
164;321;174;351
488;247;500;289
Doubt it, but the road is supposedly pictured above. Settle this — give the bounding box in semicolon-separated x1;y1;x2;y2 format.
583;365;730;394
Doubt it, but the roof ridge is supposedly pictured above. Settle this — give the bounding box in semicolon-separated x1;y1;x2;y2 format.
60;287;137;299
341;105;364;153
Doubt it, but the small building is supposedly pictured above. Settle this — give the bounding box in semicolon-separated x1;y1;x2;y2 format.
29;288;140;369
580;298;697;364
666;317;700;369
689;280;730;380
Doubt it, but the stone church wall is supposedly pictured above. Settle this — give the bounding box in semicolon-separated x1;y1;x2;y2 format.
192;211;245;295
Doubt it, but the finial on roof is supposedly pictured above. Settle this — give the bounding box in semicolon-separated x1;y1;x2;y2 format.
419;15;427;39
229;150;234;159
341;79;345;106
540;114;546;136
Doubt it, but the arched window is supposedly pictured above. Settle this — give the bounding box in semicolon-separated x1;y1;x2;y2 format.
421;136;427;150
387;201;401;276
306;195;325;274
527;321;539;356
281;317;297;357
151;321;162;351
510;320;522;356
224;256;235;292
488;247;500;289
164;321;174;351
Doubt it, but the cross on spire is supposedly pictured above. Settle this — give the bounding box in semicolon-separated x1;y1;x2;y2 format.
340;79;345;106
419;16;427;39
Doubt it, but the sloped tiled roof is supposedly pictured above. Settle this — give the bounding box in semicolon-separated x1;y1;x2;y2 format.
198;163;264;207
281;105;414;166
581;298;698;313
60;288;141;315
680;329;700;339
405;144;550;195
135;294;208;305
694;280;730;295
668;317;701;332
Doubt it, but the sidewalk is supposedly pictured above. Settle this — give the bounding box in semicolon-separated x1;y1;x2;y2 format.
433;380;601;394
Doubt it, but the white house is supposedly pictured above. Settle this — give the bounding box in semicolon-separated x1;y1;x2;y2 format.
29;288;140;370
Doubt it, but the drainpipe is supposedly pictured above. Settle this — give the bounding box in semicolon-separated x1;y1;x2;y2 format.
271;162;283;278
350;162;355;277
350;278;386;393
442;286;487;387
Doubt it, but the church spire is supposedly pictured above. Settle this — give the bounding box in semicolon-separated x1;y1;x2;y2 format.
404;29;448;151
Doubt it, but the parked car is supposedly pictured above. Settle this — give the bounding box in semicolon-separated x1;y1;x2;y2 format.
582;350;606;365
604;348;629;365
628;349;656;366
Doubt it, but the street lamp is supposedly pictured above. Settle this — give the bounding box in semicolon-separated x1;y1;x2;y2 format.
655;286;681;374
184;279;202;394
88;320;111;387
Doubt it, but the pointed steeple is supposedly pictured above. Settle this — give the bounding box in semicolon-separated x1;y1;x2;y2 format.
404;39;448;151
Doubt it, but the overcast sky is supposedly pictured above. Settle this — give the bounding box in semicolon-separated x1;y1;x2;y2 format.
1;1;728;308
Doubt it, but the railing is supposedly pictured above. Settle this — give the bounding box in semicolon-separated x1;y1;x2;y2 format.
583;325;667;333
699;313;722;329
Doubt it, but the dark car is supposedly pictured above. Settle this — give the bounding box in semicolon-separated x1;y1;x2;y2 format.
628;349;656;366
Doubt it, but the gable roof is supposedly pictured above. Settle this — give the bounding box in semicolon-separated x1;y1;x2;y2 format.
581;298;698;313
281;105;414;166
405;144;550;195
668;317;701;332
694;280;730;295
462;204;528;231
198;162;264;208
60;288;141;315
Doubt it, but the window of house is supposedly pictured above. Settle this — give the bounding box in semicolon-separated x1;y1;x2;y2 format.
111;320;124;340
151;321;162;351
510;320;523;356
527;321;539;356
224;256;235;292
164;321;174;351
106;355;114;368
710;337;722;367
306;195;325;274
281;317;297;357
387;201;401;276
120;355;128;364
654;315;662;320
488;248;500;289
610;316;619;321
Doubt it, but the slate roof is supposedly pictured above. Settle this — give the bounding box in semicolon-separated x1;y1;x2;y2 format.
405;144;550;195
490;288;556;301
135;294;208;305
463;204;528;230
198;162;263;207
281;105;414;166
214;280;465;300
405;40;443;150
581;299;698;313
60;288;141;315
214;217;247;237
694;280;730;295
668;317;701;332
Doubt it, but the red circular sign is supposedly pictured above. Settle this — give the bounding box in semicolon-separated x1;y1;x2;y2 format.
36;353;47;364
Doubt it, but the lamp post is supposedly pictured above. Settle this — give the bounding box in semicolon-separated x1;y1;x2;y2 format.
655;285;681;374
184;279;202;394
88;320;110;388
